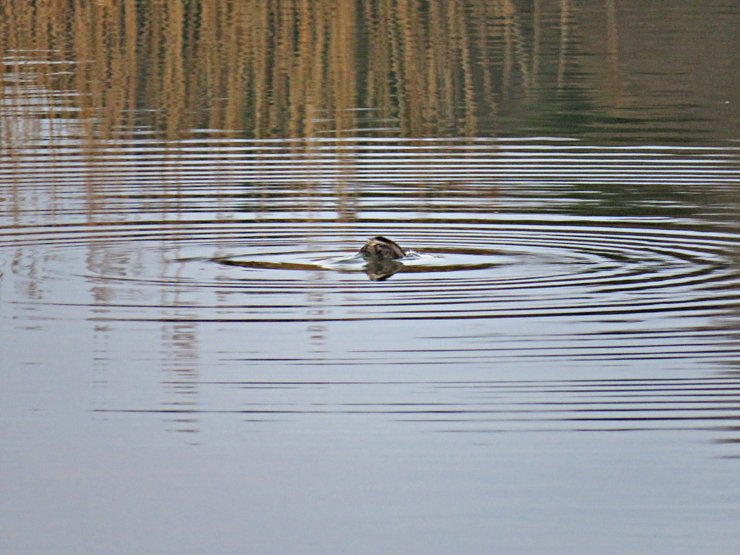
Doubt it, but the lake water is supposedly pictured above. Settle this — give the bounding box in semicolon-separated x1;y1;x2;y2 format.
2;1;740;554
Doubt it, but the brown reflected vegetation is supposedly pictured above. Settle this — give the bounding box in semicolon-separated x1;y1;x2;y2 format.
0;0;583;143
2;0;739;145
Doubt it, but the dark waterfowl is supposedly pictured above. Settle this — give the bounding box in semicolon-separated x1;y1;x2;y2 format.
358;237;406;281
358;236;406;260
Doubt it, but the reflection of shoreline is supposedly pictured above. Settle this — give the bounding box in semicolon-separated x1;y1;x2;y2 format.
2;0;737;147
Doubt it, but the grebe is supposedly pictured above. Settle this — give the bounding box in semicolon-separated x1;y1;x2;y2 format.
358;236;405;260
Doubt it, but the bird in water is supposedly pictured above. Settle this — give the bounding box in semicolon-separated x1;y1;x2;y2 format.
358;237;406;280
358;236;406;260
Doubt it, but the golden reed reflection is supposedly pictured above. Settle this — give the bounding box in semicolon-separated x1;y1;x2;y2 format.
2;0;739;147
0;0;586;143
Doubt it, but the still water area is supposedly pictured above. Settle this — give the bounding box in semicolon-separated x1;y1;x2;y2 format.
2;1;740;553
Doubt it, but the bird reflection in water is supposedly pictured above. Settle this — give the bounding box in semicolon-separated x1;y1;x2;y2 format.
358;237;406;281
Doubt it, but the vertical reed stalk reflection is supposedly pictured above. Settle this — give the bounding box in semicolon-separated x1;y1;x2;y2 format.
0;0;560;143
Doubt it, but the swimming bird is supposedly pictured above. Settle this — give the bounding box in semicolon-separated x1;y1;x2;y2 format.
358;236;406;260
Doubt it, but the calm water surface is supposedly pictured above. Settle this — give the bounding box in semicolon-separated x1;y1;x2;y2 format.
2;1;740;554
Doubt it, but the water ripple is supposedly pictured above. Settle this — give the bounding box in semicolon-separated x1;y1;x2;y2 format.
3;139;740;380
94;377;740;439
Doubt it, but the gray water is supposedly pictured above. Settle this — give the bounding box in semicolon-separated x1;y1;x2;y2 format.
2;1;740;554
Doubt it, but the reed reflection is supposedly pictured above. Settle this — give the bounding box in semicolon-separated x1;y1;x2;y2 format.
2;0;737;148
